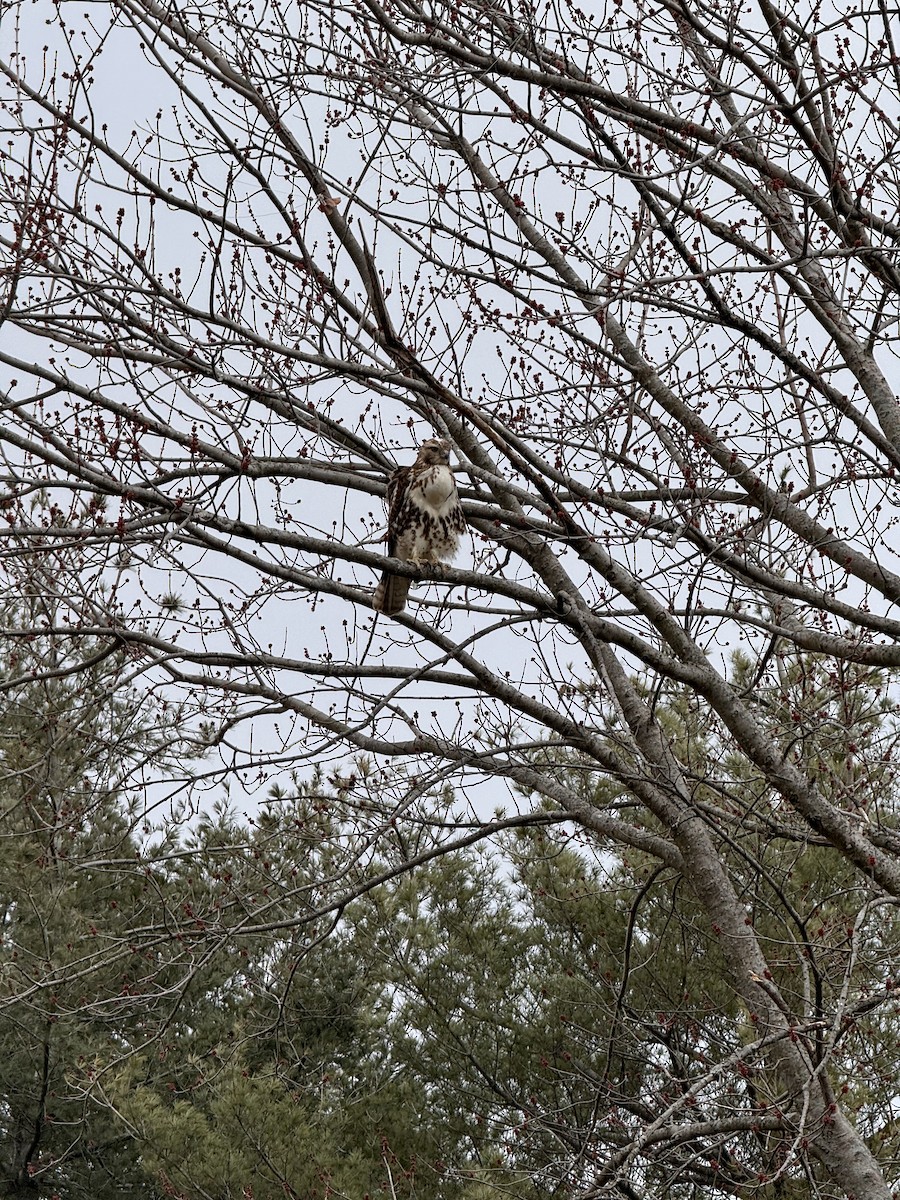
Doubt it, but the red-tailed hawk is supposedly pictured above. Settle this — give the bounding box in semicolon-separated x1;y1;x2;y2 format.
373;438;467;615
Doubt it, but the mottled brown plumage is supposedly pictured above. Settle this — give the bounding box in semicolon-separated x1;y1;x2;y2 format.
373;438;467;615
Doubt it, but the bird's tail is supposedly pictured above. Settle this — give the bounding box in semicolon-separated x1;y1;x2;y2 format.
373;572;409;615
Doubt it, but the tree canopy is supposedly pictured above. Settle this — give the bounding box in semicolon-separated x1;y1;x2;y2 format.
4;0;900;1195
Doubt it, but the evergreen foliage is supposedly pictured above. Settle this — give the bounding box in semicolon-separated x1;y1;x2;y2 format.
2;629;898;1198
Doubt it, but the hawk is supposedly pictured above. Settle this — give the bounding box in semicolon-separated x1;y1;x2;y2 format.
373;438;467;615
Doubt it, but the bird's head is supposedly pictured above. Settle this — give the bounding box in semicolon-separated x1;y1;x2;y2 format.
417;437;452;465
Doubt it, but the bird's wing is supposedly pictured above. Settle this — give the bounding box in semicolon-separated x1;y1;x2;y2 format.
385;465;412;557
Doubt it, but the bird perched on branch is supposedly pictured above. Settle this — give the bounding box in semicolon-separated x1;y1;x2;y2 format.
373;438;466;616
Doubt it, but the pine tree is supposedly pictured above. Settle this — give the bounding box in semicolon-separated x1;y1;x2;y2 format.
0;571;199;1199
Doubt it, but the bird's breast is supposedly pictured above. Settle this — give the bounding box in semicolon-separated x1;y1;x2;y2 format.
416;466;456;510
